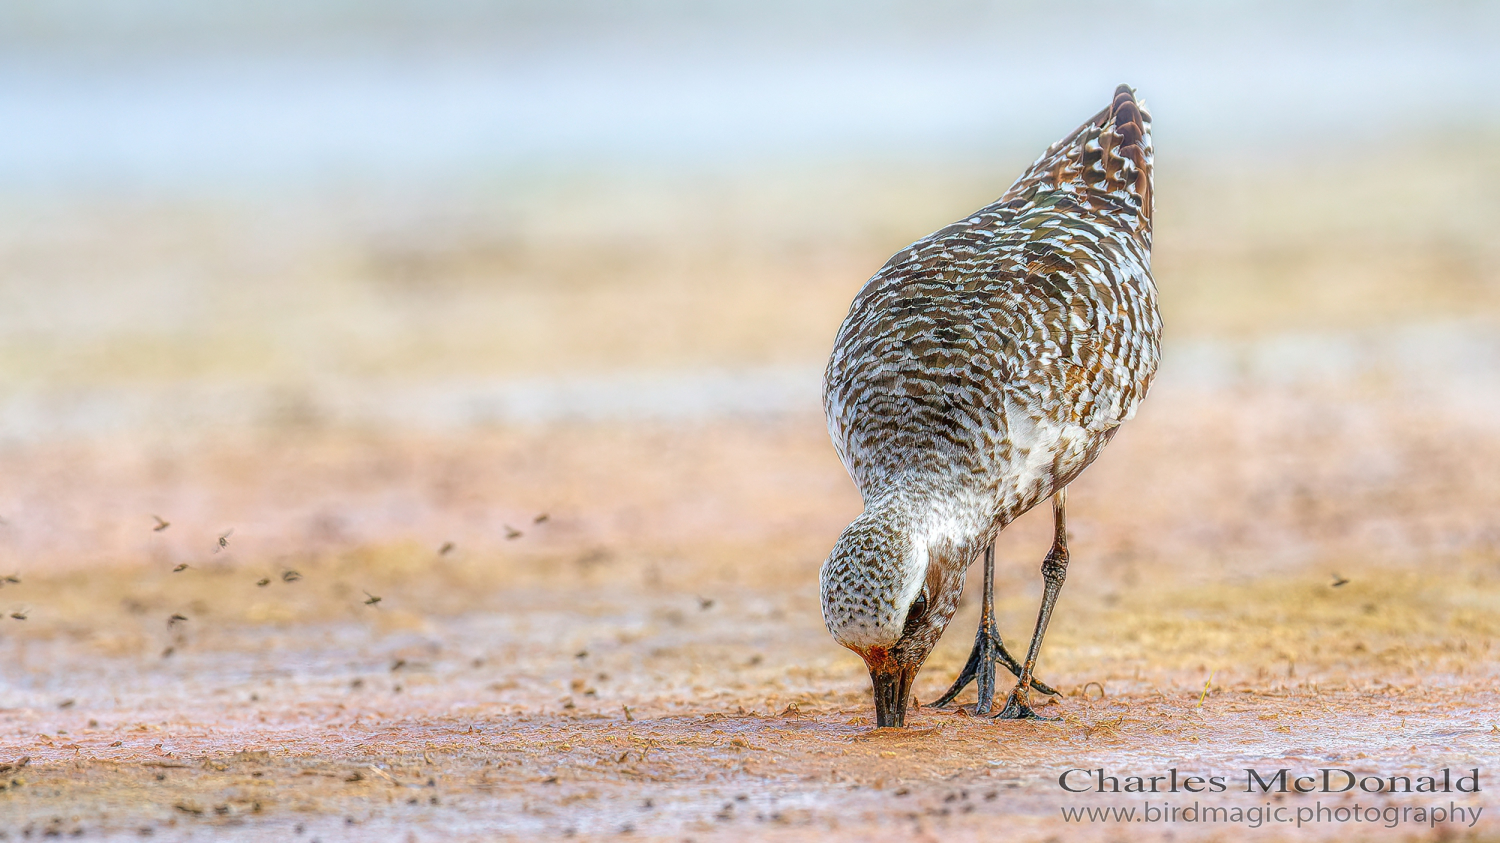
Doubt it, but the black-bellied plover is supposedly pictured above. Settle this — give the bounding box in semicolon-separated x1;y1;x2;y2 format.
820;85;1160;727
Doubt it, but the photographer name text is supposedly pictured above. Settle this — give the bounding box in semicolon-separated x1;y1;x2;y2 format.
1058;767;1481;795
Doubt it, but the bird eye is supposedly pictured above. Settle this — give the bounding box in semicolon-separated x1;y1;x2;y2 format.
903;590;929;634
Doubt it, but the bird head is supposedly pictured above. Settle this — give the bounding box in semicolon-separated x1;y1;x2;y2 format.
820;508;964;727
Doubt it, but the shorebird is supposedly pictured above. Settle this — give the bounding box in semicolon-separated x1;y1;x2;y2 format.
820;85;1160;727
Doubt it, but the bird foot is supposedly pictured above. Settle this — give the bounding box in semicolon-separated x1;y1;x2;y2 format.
932;622;1057;712
993;688;1060;721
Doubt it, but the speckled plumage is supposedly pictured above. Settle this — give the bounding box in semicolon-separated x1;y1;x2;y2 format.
820;87;1161;698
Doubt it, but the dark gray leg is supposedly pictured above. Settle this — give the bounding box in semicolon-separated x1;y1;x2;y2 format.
996;488;1070;721
933;542;1057;714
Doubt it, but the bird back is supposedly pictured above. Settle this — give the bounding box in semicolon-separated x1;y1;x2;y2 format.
824;86;1161;507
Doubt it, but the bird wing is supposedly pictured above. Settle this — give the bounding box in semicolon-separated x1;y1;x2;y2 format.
825;87;1160;488
1001;85;1152;236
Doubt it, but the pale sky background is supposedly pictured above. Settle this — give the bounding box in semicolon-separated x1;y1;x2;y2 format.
1;0;1496;193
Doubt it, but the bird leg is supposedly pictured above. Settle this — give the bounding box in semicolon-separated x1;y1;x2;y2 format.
996;488;1070;721
932;542;1058;714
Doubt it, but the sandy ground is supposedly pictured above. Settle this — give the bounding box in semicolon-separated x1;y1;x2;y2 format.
2;375;1499;841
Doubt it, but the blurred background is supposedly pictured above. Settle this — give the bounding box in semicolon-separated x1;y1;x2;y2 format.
4;0;1497;417
3;0;1500;625
2;0;1499;610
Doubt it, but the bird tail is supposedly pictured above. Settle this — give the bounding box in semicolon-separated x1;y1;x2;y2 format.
1001;84;1153;233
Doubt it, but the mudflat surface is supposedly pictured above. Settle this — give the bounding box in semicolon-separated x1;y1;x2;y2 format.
2;377;1499;841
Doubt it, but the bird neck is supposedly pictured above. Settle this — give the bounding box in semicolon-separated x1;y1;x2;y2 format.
862;484;988;565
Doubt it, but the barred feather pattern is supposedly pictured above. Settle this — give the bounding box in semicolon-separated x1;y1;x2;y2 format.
820;86;1160;657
